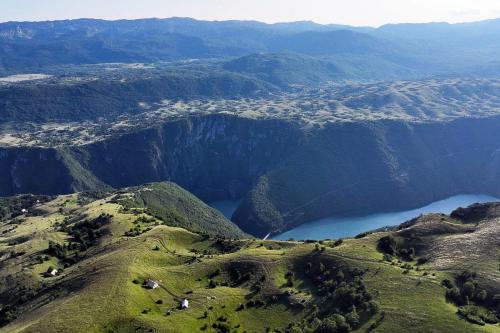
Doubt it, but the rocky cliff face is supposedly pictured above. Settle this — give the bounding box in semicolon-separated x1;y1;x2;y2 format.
0;115;302;199
2;115;500;237
0;147;75;195
74;115;302;200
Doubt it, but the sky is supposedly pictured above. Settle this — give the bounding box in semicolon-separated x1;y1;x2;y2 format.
2;0;500;27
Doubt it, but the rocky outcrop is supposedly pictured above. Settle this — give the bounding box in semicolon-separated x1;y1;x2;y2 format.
450;202;500;223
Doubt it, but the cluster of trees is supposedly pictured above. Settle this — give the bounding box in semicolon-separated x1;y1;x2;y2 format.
0;305;17;326
76;191;110;206
207;264;264;292
228;266;255;287
48;213;113;265
46;240;83;266
125;224;147;237
443;271;500;325
212;239;242;254
203;256;377;332
291;259;378;333
67;213;113;248
124;215;155;237
377;235;415;261
0;283;44;326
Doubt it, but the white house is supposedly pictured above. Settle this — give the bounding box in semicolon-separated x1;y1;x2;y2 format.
146;279;159;289
48;268;58;276
21;208;28;214
181;299;189;309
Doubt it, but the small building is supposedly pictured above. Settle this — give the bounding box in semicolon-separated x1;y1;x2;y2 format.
45;268;58;277
21;208;28;214
146;279;159;289
181;299;189;309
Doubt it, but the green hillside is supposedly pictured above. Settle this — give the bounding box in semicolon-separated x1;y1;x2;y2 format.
113;182;246;239
0;184;499;332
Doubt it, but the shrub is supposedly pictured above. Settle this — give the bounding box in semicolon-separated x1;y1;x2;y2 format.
212;322;231;333
346;307;360;327
399;247;415;261
377;236;397;255
475;289;487;302
315;318;337;333
333;239;343;247
208;269;221;279
355;232;371;239
462;281;476;298
416;256;429;265
0;306;17;325
457;306;488;325
446;287;461;304
441;279;453;289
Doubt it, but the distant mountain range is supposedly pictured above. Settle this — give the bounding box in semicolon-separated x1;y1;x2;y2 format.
1;17;500;78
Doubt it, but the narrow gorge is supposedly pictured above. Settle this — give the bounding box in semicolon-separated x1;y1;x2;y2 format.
2;114;500;236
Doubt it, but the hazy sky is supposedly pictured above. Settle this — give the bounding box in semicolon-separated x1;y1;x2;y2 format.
2;0;500;27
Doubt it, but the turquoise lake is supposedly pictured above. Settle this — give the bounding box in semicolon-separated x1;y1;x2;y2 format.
209;194;498;240
272;194;498;240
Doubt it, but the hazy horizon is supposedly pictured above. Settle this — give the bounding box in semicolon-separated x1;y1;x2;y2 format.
2;15;500;28
2;0;500;27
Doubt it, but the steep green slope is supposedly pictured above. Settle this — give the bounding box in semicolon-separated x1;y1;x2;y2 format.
114;182;246;239
1;190;499;332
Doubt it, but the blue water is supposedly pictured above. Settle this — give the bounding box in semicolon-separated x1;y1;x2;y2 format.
208;199;241;219
272;194;499;241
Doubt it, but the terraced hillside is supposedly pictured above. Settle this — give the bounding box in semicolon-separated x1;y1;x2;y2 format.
0;184;499;332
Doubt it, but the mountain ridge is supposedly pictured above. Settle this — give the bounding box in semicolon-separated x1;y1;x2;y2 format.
2;17;500;77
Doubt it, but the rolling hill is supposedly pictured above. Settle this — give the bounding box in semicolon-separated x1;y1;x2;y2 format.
223;53;344;87
0;185;499;332
0;66;275;123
